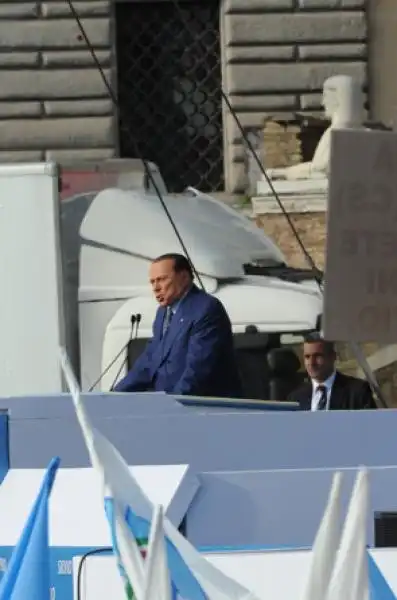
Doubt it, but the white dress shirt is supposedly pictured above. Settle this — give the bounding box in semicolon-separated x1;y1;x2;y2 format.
311;371;336;411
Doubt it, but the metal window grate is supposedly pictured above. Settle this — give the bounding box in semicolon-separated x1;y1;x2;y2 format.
115;1;224;193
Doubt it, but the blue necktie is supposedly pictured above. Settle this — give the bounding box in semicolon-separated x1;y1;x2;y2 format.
162;307;173;337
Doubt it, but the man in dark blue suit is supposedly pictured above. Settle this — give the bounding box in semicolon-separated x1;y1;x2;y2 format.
114;253;242;398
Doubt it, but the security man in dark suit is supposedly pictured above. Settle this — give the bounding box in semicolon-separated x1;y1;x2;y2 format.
288;333;377;411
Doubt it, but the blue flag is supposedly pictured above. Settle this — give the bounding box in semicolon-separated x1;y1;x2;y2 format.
368;553;397;600
0;457;60;600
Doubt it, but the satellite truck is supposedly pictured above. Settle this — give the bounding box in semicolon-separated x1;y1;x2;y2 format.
0;158;322;399
0;155;395;600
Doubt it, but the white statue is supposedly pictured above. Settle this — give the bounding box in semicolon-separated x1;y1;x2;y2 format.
266;75;365;182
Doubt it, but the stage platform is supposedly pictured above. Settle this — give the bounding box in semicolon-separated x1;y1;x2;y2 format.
0;393;394;471
0;393;396;599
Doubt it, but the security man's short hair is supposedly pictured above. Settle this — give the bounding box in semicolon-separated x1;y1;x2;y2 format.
303;332;335;355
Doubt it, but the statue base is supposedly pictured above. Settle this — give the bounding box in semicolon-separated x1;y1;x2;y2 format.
251;193;327;215
256;177;328;196
253;176;328;215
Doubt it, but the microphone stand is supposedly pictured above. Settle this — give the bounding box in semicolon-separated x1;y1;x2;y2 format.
109;313;141;391
88;314;137;392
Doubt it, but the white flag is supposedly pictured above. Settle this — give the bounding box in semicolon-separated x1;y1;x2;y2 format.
60;347;257;600
144;505;172;600
60;347;145;600
326;469;369;600
301;471;343;600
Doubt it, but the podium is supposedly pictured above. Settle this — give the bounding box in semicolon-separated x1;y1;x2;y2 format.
178;396;299;411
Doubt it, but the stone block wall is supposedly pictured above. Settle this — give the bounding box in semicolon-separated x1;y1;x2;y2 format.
0;1;115;163
368;0;397;128
222;0;367;192
262;120;302;168
0;0;368;187
255;211;327;269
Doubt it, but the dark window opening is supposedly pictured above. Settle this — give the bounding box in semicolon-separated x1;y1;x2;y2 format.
375;512;397;547
115;1;224;193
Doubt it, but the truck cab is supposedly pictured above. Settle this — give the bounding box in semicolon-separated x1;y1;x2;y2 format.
0;159;322;398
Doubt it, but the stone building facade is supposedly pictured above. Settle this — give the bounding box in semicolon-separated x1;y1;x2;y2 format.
222;0;367;191
0;0;393;192
0;1;113;164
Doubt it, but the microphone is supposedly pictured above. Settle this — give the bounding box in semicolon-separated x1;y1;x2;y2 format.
88;313;137;392
135;313;142;340
129;313;137;340
109;313;139;391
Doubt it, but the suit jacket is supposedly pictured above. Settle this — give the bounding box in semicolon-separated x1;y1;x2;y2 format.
288;371;377;411
114;285;242;398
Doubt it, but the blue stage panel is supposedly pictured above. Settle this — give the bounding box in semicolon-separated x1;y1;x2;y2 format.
0;392;288;423
186;466;397;548
0;413;8;484
6;406;397;470
0;392;184;420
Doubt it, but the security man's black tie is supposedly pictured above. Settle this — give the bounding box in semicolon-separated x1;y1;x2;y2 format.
317;385;328;410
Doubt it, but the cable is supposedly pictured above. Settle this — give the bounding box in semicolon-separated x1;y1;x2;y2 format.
76;518;186;600
76;547;112;600
65;0;318;282
109;313;142;390
65;0;386;407
109;350;129;390
88;341;130;392
65;0;317;279
64;0;205;291
88;313;137;391
169;0;319;278
168;0;388;407
110;313;139;389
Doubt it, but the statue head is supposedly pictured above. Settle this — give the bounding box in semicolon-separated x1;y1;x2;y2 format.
322;75;364;125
